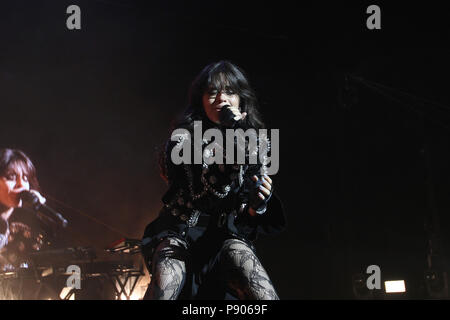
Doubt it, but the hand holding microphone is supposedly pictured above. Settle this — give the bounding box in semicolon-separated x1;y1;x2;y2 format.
219;104;247;128
21;190;68;228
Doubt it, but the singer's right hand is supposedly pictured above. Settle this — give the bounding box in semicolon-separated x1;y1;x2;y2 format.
226;105;247;122
29;190;46;205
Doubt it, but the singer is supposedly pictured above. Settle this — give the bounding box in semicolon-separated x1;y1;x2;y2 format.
142;61;286;300
0;149;52;269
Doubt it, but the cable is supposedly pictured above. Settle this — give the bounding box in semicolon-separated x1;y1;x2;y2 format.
45;194;131;239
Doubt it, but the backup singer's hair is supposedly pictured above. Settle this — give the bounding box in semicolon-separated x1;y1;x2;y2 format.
0;149;40;190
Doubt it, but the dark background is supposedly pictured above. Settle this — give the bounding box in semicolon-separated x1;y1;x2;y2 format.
1;1;450;299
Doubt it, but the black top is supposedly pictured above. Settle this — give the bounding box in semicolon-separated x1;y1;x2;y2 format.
0;208;55;271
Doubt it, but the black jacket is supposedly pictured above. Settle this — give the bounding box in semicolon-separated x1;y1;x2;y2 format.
144;118;286;245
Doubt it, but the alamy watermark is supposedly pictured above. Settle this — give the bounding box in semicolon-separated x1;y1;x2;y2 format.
66;5;81;30
170;121;279;175
366;264;381;290
66;264;81;289
366;5;381;30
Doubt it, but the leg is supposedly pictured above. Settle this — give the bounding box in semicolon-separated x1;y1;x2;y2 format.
219;238;279;300
145;237;188;300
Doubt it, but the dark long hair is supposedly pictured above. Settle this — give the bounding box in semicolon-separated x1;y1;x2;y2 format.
175;60;265;131
0;149;40;190
160;61;265;181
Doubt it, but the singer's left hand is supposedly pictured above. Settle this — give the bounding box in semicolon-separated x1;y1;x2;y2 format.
248;174;273;216
29;190;46;205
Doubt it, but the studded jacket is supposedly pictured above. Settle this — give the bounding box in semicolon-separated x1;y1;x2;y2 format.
159;119;286;241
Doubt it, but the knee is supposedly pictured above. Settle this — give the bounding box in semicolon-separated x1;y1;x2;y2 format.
220;239;279;300
220;238;256;260
218;238;261;273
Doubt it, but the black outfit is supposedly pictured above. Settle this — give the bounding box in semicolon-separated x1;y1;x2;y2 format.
142;118;286;299
0;208;60;299
0;208;56;270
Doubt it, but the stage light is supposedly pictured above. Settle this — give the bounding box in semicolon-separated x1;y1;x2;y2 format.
384;280;406;293
117;283;148;300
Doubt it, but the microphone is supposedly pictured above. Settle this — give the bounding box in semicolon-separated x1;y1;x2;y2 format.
21;191;68;228
219;105;241;129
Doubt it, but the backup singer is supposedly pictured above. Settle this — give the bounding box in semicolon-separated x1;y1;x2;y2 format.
142;61;286;300
0;149;51;270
